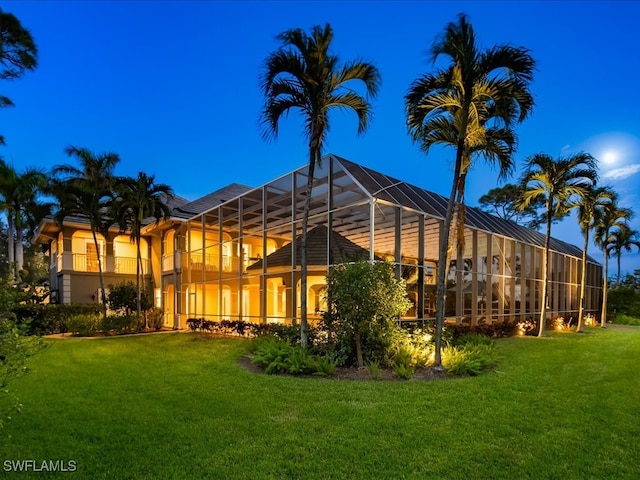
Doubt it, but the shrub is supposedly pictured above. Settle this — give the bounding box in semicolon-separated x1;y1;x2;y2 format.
394;363;415;380
147;308;164;331
324;260;413;368
448;321;518;339
107;281;152;316
608;285;640;318
101;314;143;335
311;356;337;376
66;314;100;337
249;337;336;376
13;304;101;335
612;314;640;326
367;361;381;380
442;343;498;376
453;332;493;347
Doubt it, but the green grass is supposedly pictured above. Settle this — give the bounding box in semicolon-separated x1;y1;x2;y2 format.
2;327;640;479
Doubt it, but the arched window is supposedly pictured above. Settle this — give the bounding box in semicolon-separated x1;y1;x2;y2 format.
162;230;176;271
114;235;148;274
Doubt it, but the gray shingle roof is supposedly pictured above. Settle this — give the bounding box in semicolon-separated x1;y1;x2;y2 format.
247;225;372;270
172;183;252;219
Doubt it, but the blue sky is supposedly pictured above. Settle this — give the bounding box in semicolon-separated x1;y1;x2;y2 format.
2;1;639;275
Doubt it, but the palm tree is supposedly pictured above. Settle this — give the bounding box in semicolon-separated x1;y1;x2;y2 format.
607;224;640;285
594;201;631;327
520;152;597;337
52;146;120;319
114;172;173;325
405;13;535;367
575;185;614;332
260;23;381;348
0;158;48;280
0;8;38;144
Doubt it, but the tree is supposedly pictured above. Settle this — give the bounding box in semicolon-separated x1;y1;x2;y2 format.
260;23;381;348
594;200;632;327
519;152;597;337
0;8;38;144
478;183;545;229
324;260;412;368
52;146;120;319
575;185;614;332
0;159;49;280
114;172;173;325
405;13;535;367
607;225;640;285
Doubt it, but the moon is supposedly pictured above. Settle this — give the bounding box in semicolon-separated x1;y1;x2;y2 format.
602;151;617;165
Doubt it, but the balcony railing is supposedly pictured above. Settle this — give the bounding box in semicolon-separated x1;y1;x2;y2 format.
115;257;149;275
72;254;149;274
188;253;232;272
73;253;104;272
162;253;174;272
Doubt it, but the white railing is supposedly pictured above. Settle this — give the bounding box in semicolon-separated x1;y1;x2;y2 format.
189;253;233;272
115;257;149;275
162;253;174;272
73;253;104;272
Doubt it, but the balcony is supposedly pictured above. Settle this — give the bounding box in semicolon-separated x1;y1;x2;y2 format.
72;253;149;275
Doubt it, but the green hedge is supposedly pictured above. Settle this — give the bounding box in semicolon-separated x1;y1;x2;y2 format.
13;304;102;335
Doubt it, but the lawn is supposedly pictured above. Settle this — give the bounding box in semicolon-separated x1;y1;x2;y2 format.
2;327;640;479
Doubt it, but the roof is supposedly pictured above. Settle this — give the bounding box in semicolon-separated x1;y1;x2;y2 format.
333;155;594;261
247;225;372;270
172;183;252;219
33;182;252;242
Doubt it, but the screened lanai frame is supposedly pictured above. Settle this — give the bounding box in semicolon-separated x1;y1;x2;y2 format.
179;154;602;326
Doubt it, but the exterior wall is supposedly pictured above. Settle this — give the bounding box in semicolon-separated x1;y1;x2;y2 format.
44;223;154;306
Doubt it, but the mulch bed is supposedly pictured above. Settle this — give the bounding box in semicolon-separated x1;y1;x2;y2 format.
238;355;451;382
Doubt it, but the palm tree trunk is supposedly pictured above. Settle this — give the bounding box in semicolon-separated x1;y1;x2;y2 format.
300;145;319;349
136;235;145;328
92;228;108;320
600;251;609;327
616;253;621;285
15;226;24;280
434;151;464;369
576;230;589;333
7;212;16;280
538;208;552;337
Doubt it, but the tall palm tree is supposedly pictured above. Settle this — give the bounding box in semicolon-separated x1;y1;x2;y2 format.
520;152;597;337
607;224;640;285
114;172;173;324
575;185;614;332
594;201;631;327
0;8;38;144
52;146;120;319
260;23;381;348
0;158;48;280
405;13;535;367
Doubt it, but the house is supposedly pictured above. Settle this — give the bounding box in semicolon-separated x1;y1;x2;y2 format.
34;154;603;328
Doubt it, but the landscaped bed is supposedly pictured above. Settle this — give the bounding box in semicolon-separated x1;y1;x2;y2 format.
1;327;640;479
